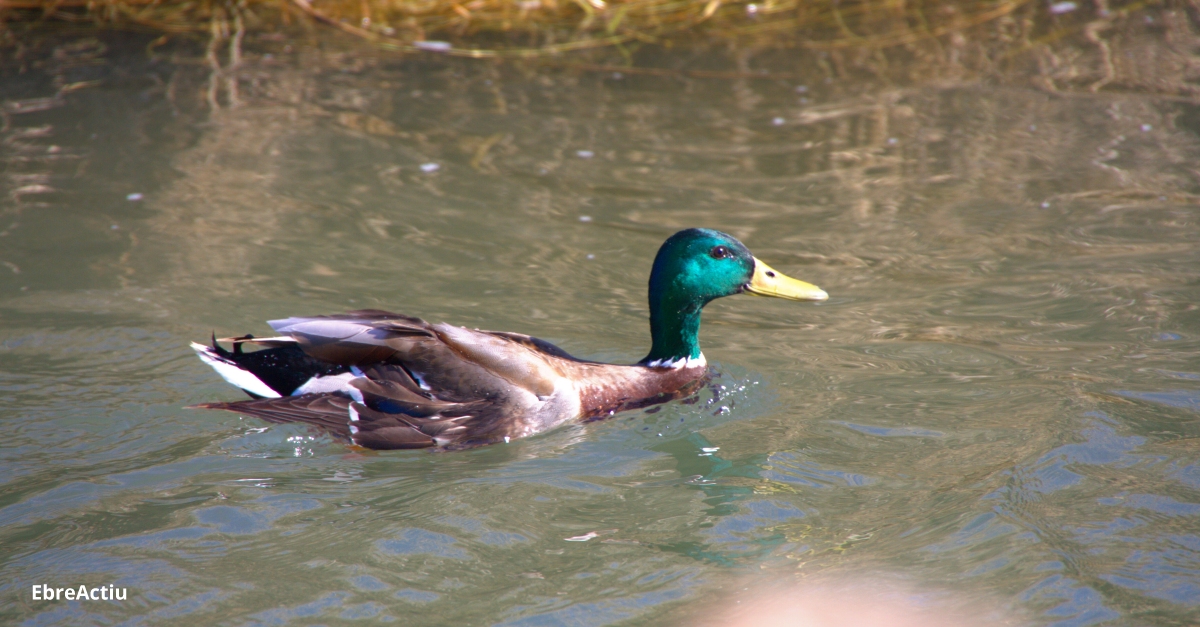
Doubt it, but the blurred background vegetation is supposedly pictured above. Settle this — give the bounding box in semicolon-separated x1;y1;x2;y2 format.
0;0;1177;73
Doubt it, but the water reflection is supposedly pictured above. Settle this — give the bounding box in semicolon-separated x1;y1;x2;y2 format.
3;19;1200;626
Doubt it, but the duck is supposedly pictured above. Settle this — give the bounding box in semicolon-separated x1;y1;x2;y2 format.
190;228;827;449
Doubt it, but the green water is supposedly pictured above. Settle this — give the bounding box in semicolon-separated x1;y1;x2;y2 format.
2;26;1199;626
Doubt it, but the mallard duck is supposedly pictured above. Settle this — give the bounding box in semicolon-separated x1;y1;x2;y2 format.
191;228;827;449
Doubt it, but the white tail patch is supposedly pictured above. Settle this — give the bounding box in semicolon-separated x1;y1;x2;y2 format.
190;343;282;398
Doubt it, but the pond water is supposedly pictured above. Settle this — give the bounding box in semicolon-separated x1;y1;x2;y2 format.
2;19;1199;626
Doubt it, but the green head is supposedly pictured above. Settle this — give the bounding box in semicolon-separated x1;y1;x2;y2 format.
641;228;827;366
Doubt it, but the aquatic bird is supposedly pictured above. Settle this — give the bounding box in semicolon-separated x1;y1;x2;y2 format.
191;228;827;449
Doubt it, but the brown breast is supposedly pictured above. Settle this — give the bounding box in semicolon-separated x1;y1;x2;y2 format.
564;361;710;421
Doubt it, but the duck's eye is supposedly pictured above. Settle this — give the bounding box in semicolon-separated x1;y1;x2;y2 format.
709;245;731;260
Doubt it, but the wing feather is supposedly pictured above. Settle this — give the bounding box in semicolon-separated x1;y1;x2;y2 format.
192;394;354;436
195;310;590;449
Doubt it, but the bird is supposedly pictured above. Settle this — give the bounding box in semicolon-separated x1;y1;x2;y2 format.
190;228;827;449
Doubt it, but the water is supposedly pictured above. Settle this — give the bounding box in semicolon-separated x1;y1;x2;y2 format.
2;24;1199;626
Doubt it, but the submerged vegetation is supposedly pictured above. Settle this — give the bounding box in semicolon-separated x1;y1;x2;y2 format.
0;0;1167;64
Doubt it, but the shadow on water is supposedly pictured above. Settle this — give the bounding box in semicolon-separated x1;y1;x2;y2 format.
2;13;1200;626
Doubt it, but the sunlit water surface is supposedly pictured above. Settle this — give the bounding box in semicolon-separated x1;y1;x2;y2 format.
2;27;1199;626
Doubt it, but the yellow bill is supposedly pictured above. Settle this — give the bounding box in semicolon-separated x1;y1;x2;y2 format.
745;257;828;301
